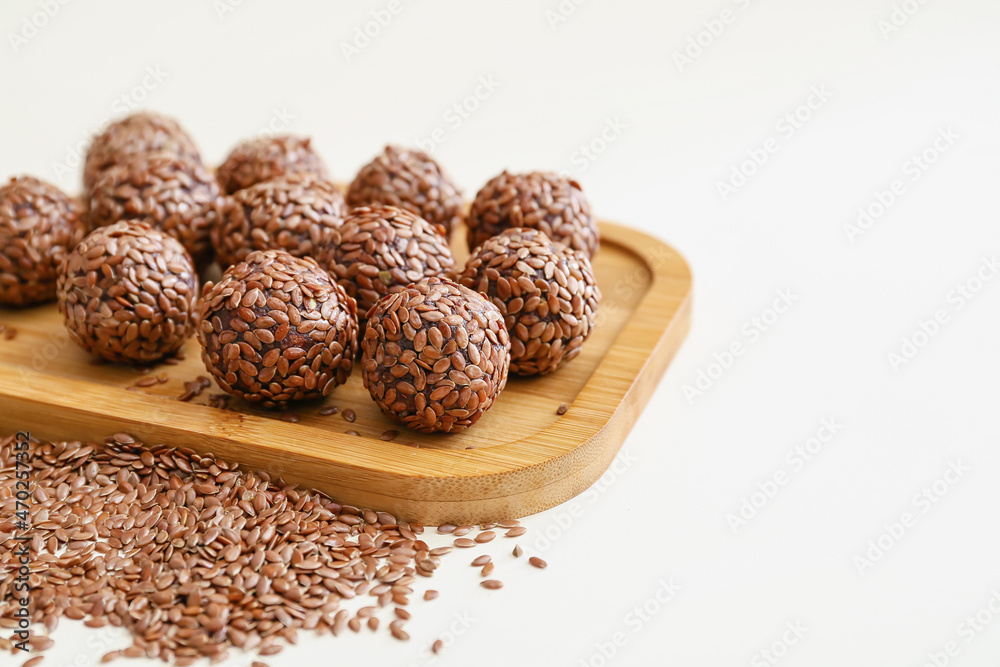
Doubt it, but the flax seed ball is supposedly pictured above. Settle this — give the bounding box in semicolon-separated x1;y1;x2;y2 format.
83;111;202;192
318;205;455;332
216;135;329;195
197;249;358;407
212;174;347;269
466;171;599;258
87;151;221;265
460;228;600;375
0;176;86;306
57;221;197;363
361;277;510;433
346;145;463;238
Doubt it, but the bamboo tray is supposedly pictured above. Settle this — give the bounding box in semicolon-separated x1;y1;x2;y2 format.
0;222;691;524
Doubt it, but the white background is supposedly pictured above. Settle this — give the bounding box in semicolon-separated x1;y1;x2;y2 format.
2;1;1000;666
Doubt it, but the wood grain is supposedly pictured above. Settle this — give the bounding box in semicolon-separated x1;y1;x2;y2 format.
0;221;691;524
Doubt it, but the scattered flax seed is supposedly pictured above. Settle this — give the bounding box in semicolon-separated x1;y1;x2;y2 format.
367;617;380;631
380;429;399;441
453;525;472;536
432;638;445;654
4;327;18;340
454;538;476;548
319;405;340;415
475;531;496;543
471;555;492;566
464;446;476;450
498;519;520;528
424;590;439;601
389;620;410;641
280;413;300;423
481;562;495;577
557;402;569;415
251;662;270;667
529;556;548;569
429;546;452;556
342;409;356;422
395;608;411;620
513;544;524;557
134;376;159;387
481;580;503;590
345;430;360;436
23;656;44;667
437;524;457;534
505;526;527;537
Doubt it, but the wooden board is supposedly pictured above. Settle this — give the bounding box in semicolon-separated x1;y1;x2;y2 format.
0;222;691;524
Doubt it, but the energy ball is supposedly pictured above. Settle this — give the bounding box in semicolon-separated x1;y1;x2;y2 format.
459;228;600;375
212;174;347;269
57;221;197;364
346;145;463;238
197;249;358;407
361;277;510;433
83;111;202;192
318;205;455;331
216;135;329;195
466;171;599;258
87;151;220;265
0;176;85;306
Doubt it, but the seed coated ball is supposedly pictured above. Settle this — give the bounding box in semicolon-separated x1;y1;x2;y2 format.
465;171;599;258
318;205;455;330
346;145;463;238
87;151;221;264
197;249;359;407
0;176;86;306
83;111;202;192
216;135;329;195
459;228;600;375
57;221;198;363
212;174;347;269
361;277;510;433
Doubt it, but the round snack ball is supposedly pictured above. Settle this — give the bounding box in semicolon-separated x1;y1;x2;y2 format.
0;176;86;306
346;145;463;238
361;277;510;433
57;221;197;363
459;228;600;375
212;174;347;269
465;171;599;258
318;205;455;330
83;111;201;192
87;151;221;264
216;135;329;195
197;249;358;407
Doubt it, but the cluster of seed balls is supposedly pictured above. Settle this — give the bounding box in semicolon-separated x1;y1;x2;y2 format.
1;111;603;434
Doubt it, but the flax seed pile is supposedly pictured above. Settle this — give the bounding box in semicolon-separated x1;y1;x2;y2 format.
0;433;538;665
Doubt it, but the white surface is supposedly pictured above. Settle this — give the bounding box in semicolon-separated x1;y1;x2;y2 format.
2;1;1000;665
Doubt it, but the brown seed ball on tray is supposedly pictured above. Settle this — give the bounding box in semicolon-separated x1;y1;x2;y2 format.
361;277;510;433
83;111;202;192
216;135;329;195
459;228;600;375
346;145;463;238
87;151;221;264
212;174;347;269
318;205;455;330
57;221;198;364
465;171;599;258
197;249;359;408
0;176;86;306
